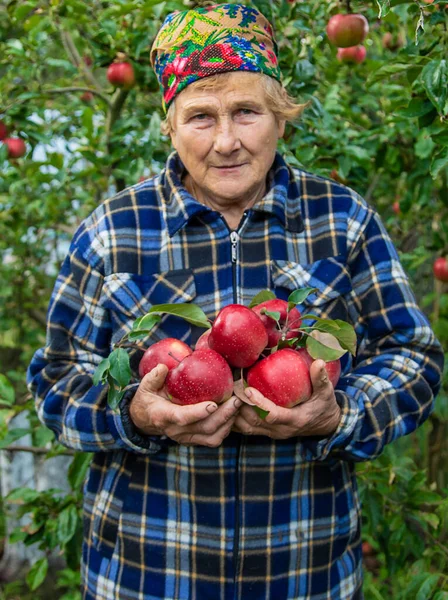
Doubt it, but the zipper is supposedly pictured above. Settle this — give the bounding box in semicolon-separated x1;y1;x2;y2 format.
222;213;248;598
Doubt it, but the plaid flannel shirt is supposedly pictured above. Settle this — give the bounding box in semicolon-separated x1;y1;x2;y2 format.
27;152;443;600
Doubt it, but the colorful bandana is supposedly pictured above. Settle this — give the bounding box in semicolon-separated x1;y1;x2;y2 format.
150;3;282;111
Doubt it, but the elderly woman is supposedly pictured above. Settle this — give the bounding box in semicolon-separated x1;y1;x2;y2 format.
28;4;442;600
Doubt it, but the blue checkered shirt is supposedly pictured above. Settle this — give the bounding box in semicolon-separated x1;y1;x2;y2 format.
27;152;443;600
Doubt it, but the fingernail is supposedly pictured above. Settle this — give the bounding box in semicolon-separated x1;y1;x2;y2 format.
234;398;243;408
245;389;252;398
206;403;218;414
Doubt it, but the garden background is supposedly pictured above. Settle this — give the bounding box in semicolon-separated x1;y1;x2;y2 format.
0;0;447;598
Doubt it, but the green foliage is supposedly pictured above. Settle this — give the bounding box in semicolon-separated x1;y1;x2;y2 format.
0;0;447;597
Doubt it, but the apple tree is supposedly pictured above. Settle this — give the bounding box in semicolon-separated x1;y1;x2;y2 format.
0;0;447;597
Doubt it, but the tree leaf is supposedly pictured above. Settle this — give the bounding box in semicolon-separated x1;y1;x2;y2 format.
92;357;110;386
0;374;15;406
416;574;443;600
0;427;31;449
421;59;447;114
306;331;347;361
376;0;390;18
431;147;448;179
288;287;317;307
26;557;48;591
108;349;131;388
394;98;435;118
262;310;281;323
248;289;276;308
68;452;92;491
312;319;357;356
132;313;161;332
253;406;270;420
107;376;125;410
57;504;78;546
6;487;40;504
145;303;211;328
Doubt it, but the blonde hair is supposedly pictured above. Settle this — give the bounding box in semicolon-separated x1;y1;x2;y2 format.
161;72;307;135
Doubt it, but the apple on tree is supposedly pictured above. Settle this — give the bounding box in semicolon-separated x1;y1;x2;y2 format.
166;348;234;405
326;14;369;48
0;120;8;141
337;46;367;64
107;61;136;89
433;257;448;282
3;138;26;159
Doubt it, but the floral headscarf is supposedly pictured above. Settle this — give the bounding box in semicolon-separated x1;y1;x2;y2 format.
150;4;281;111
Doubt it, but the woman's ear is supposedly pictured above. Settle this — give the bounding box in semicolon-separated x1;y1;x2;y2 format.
278;119;286;139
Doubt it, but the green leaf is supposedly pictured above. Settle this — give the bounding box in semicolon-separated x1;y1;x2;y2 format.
0;374;15;406
127;330;153;342
131;313;161;332
145;303;211;329
108;349;131;388
421;59;447;114
68;452;92;491
306;332;346;361
312;319;357;356
262;310;281;323
248;289;276;308
92;358;110;386
395;98;435;118
253;406;270;420
287;287;317;307
107;376;125;410
376;0;390;18
26;557;48;591
416;574;442;600
6;487;40;503
57;504;78;546
368;63;420;86
431;147;448;179
0;428;31;449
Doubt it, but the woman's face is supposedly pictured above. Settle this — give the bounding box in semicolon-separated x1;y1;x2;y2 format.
170;72;285;207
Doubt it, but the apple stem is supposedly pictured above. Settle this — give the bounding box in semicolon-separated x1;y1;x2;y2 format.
168;352;181;364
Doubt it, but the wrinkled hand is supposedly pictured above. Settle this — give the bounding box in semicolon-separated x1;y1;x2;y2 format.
233;359;342;440
129;364;242;447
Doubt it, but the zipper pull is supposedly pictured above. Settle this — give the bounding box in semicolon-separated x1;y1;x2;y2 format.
230;231;239;263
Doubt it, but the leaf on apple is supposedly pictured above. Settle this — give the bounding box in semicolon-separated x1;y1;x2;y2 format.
253;406;270;420
142;303;211;328
108;348;131;388
248;289;276;308
306;331;347;361
311;319;357;355
287;287;318;311
131;313;162;333
262;309;281;323
93;357;111;386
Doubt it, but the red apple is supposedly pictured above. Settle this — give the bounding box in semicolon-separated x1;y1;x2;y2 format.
195;328;212;350
83;55;93;67
337;45;367;64
138;338;192;378
81;91;94;103
0;120;8;141
138;176;146;183
3;138;26;159
166;348;234;405
107;61;135;89
433;257;448;282
392;201;400;215
295;348;341;388
327;14;369;48
252;299;302;348
209;304;268;368
247;348;312;408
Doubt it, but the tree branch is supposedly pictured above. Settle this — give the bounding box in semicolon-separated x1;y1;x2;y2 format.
105;88;131;192
59;28;104;92
44;86;111;107
2;445;75;456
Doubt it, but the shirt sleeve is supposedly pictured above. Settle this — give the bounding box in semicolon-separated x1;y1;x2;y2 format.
26;233;162;455
301;207;444;463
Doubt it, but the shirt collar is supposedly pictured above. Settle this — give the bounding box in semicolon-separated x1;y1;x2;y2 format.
161;151;304;237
